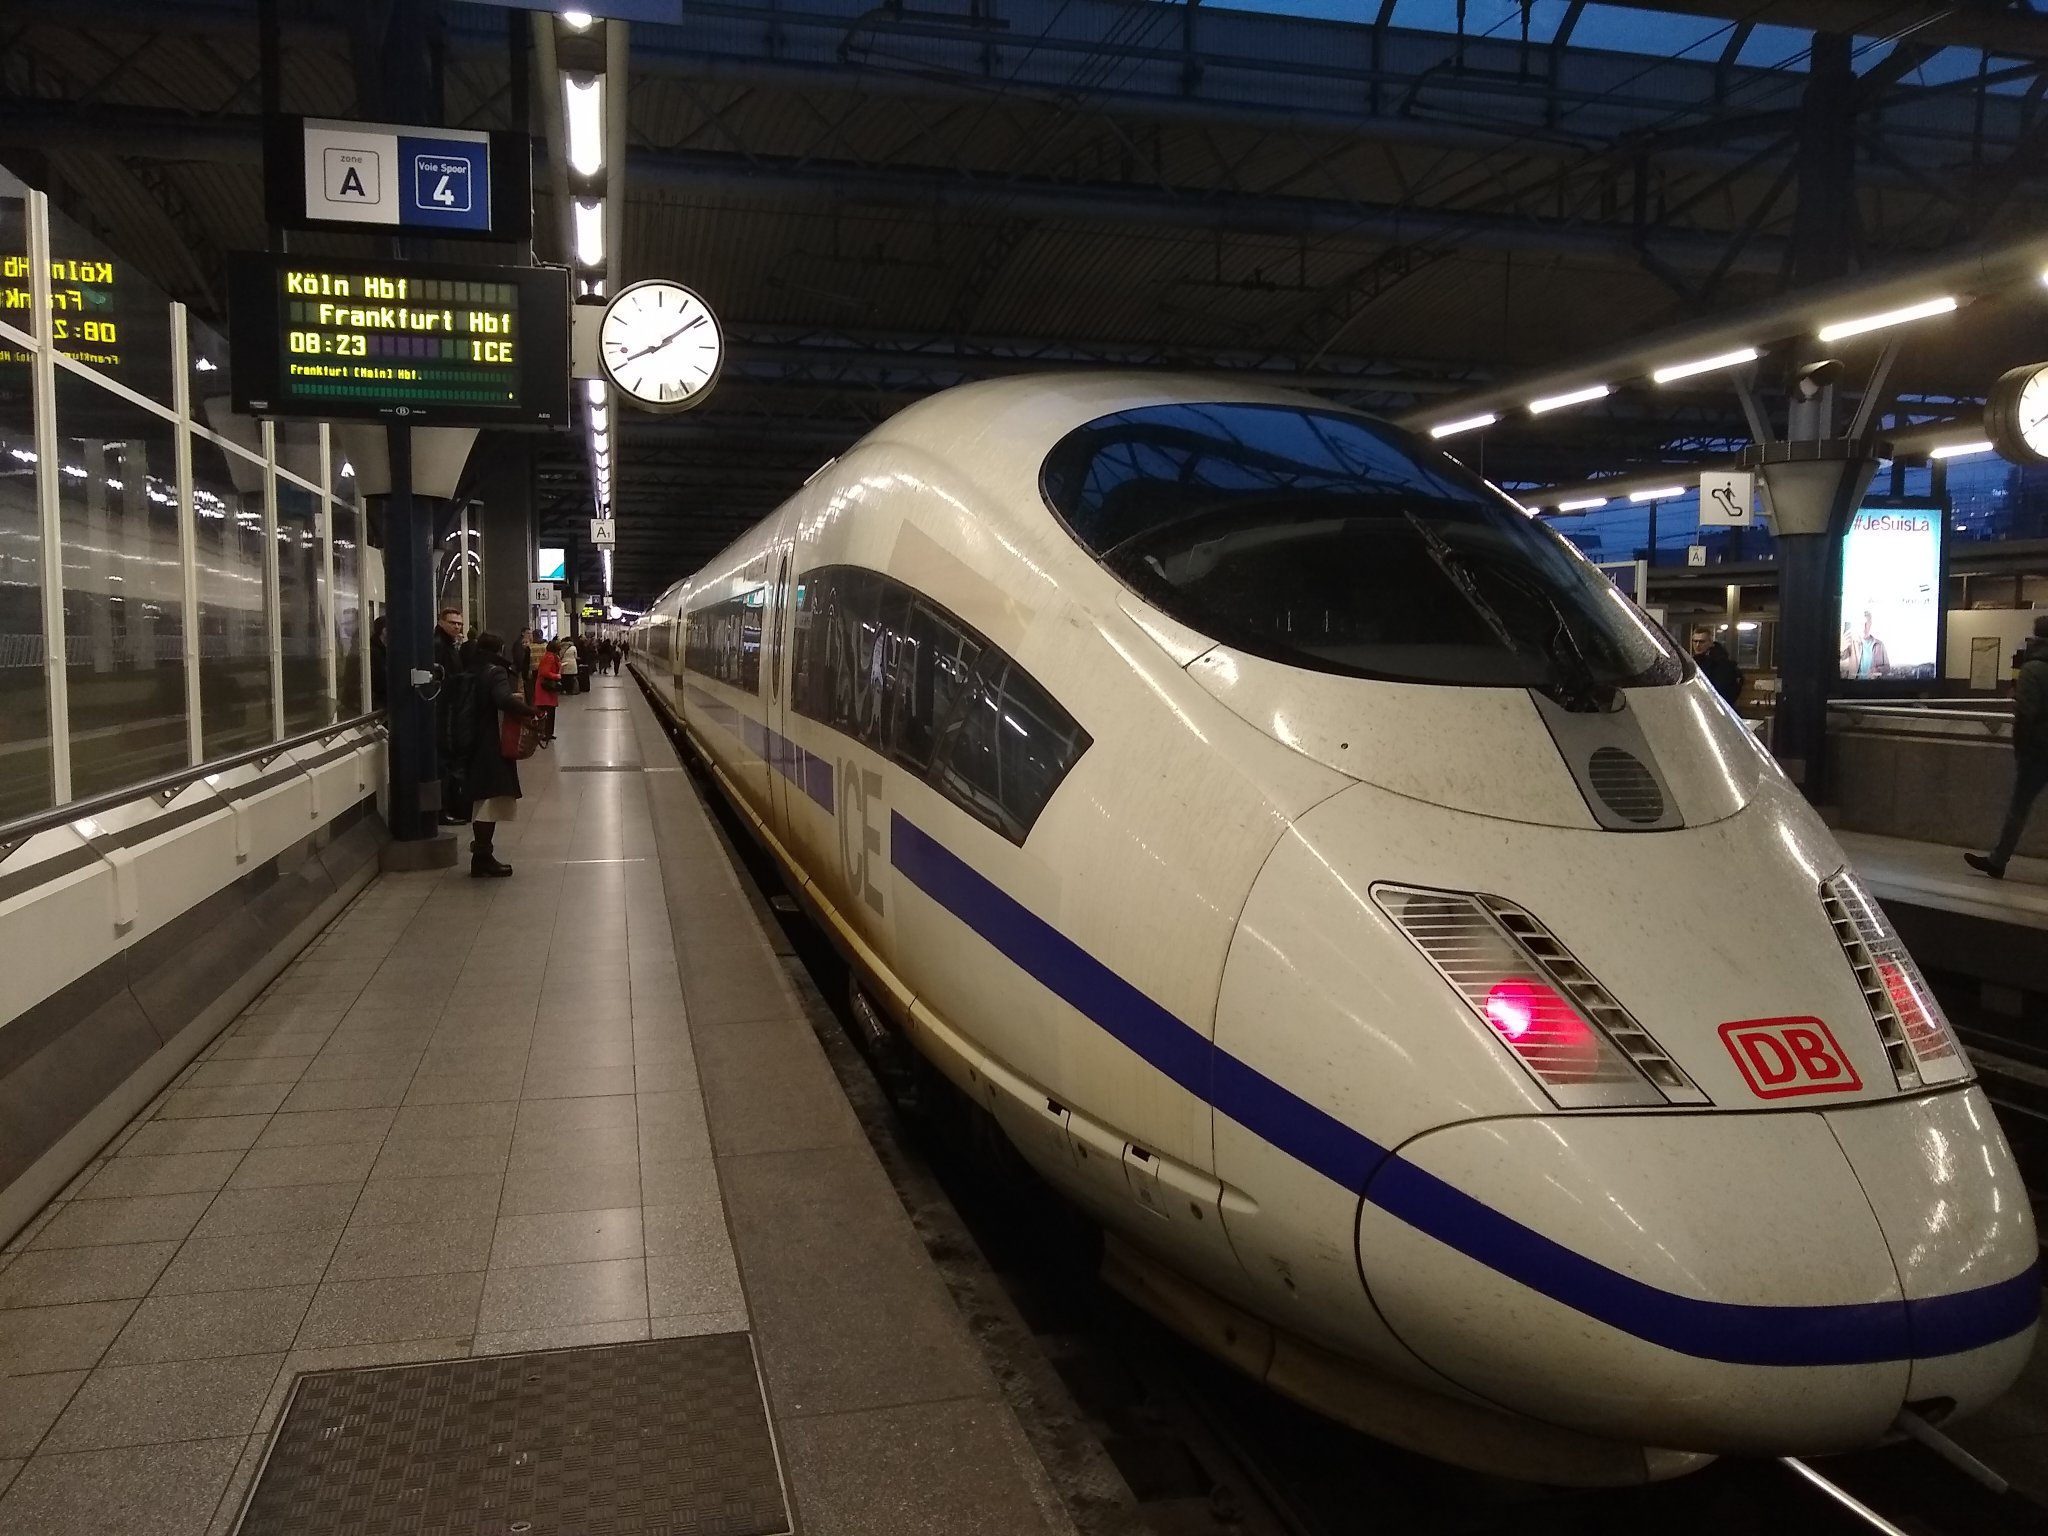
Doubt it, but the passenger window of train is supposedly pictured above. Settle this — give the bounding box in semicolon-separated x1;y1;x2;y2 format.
892;599;983;776
793;566;1090;844
1039;402;1684;697
932;657;1091;845
684;589;765;693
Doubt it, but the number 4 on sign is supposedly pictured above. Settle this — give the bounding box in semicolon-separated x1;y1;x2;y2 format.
432;175;456;206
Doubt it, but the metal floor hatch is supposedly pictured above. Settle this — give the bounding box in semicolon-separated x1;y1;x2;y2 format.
234;1332;791;1536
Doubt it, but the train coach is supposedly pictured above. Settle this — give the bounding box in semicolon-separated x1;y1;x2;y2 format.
630;375;2039;1484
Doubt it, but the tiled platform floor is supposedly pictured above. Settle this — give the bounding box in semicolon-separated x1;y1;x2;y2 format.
0;671;1063;1536
0;677;742;1534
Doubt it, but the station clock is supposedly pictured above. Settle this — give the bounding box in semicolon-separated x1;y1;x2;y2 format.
597;279;723;413
1985;362;2048;464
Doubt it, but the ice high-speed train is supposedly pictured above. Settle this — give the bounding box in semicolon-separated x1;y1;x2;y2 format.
630;377;2039;1484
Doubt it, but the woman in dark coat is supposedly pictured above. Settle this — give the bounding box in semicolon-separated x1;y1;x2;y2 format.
463;632;536;878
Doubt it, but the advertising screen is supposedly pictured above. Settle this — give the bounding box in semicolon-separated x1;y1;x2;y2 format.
1838;504;1941;682
227;252;568;426
536;547;566;583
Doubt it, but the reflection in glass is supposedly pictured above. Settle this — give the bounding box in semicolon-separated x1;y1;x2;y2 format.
790;565;1090;845
277;480;329;730
192;433;272;755
43;191;174;407
0;256;50;817
333;491;364;716
55;373;187;797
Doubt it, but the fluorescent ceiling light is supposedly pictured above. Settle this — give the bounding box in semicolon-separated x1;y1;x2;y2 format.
573;198;605;267
1930;440;1996;459
563;75;604;177
561;10;594;29
1815;295;1957;343
585;378;606;406
1429;412;1498;439
1629;485;1687;502
1528;383;1610;415
1652;347;1759;384
1556;496;1609;511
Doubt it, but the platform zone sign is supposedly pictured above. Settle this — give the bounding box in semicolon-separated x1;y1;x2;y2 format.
266;115;532;241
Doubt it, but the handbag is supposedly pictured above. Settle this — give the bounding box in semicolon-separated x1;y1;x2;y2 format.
500;711;543;761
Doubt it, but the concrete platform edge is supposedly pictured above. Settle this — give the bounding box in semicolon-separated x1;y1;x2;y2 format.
625;681;1070;1536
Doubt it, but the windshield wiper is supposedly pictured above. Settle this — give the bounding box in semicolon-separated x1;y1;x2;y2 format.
1404;514;1615;712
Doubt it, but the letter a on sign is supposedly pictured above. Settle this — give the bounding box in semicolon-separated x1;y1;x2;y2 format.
1718;1017;1863;1099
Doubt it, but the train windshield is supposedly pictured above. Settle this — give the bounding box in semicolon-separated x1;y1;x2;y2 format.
1040;403;1684;697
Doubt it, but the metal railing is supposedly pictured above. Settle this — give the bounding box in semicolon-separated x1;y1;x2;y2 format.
0;711;386;851
1829;699;2015;743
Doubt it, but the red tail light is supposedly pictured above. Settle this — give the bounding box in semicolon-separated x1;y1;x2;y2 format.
1874;957;1957;1066
1483;980;1606;1081
1373;885;1686;1108
1822;871;1969;1089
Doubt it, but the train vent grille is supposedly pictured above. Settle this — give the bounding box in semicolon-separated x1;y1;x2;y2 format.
1584;747;1665;825
1480;899;1709;1104
1819;881;1919;1090
1822;871;1970;1089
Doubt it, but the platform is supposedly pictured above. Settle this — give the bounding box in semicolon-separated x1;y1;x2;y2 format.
1840;831;2048;932
0;674;1065;1536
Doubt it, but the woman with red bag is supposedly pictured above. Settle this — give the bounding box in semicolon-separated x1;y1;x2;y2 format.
460;633;537;879
534;640;563;741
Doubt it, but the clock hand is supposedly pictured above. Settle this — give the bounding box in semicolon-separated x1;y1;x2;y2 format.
641;317;709;362
621;322;692;363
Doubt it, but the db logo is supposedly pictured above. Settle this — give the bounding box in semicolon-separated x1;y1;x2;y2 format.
1718;1017;1863;1099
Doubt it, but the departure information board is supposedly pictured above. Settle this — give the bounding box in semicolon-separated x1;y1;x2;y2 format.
227;252;569;426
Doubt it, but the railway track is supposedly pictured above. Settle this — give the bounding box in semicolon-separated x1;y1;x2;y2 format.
650;698;2048;1536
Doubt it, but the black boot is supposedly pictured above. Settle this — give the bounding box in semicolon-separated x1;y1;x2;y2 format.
470;822;513;878
1965;852;2005;880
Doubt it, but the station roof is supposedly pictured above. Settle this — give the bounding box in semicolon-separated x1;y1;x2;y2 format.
7;0;2048;601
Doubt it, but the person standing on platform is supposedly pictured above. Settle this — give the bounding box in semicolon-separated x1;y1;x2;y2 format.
1967;614;2048;879
535;640;563;741
461;633;536;879
1700;640;1742;704
560;633;581;697
434;607;471;826
369;615;389;709
514;626;536;693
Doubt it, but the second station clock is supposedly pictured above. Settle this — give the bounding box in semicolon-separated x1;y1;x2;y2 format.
596;279;723;413
1986;362;2048;465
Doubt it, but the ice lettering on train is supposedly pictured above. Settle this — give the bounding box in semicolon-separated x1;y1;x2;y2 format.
838;760;885;916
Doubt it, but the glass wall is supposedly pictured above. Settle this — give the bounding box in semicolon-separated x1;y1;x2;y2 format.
192;431;273;758
0;178;51;819
0;174;376;823
276;479;329;732
55;372;187;797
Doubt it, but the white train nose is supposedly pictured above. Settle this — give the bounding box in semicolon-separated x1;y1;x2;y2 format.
1356;1090;2038;1456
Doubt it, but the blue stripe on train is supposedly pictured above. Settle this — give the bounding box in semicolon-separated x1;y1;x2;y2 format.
683;681;834;814
886;812;2040;1368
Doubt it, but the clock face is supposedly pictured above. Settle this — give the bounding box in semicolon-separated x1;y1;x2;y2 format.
2020;369;2048;457
598;281;723;412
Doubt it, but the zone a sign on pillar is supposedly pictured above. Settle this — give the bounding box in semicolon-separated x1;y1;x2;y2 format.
265;115;533;241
